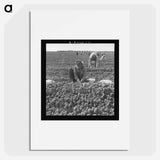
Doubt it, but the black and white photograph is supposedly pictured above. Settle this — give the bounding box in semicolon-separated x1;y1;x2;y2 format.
41;40;119;120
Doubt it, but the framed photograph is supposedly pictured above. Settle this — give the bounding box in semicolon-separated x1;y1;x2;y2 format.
30;10;129;150
42;39;119;120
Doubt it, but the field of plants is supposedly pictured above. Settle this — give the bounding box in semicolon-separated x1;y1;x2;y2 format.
46;51;114;116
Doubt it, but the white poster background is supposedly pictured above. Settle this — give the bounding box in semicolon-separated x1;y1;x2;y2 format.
31;10;129;150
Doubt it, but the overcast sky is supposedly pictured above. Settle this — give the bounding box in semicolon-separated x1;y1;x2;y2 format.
46;43;114;52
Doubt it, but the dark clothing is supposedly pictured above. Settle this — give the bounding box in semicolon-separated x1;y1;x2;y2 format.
74;65;85;81
69;62;85;82
69;68;77;82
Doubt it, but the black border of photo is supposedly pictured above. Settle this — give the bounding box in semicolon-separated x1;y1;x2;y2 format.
41;39;119;120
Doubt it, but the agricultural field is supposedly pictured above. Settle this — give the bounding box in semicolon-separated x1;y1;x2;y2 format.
46;51;115;116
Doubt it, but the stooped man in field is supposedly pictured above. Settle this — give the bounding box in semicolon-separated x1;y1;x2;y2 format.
69;60;86;83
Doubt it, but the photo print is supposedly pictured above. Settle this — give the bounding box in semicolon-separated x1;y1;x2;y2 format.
41;40;119;120
30;10;129;150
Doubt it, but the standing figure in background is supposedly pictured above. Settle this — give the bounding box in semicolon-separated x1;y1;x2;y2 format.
88;52;99;68
88;52;106;68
